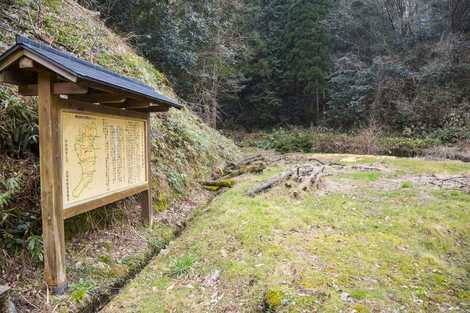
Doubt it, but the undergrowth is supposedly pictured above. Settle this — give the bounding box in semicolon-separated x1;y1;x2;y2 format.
242;127;468;158
0;0;240;266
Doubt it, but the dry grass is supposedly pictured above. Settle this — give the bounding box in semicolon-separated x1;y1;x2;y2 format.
101;153;470;313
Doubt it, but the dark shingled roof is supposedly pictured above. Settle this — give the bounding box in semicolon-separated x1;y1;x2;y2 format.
0;35;180;108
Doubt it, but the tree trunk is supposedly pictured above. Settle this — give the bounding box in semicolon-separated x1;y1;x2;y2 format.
210;95;218;128
315;87;320;126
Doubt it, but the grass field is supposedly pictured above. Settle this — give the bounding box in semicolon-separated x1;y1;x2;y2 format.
102;153;470;313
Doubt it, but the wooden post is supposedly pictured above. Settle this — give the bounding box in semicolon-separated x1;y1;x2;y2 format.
141;113;153;226
38;71;67;294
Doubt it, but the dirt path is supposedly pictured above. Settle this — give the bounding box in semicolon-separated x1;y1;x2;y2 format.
101;153;470;313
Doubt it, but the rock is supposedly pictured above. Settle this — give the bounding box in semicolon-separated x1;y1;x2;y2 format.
203;270;221;287
9;301;17;313
340;291;352;302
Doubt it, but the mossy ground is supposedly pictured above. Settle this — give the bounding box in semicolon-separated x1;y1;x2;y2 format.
102;153;470;313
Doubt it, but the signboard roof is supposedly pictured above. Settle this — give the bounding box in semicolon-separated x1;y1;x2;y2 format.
0;35;181;109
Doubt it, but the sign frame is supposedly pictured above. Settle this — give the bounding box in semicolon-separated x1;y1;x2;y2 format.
58;102;151;219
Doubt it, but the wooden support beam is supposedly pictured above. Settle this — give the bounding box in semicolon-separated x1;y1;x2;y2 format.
0;70;36;85
0;50;25;72
70;92;126;104
64;184;149;219
19;57;34;69
54;82;88;95
141;113;153;226
134;104;170;113
124;98;147;107
38;71;67;294
18;83;88;96
23;50;77;82
18;84;37;96
83;80;155;104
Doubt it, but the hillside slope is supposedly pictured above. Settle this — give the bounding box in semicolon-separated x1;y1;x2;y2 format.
0;1;239;311
0;0;239;218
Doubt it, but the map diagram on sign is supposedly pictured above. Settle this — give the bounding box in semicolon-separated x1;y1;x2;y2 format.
61;111;147;209
72;121;98;198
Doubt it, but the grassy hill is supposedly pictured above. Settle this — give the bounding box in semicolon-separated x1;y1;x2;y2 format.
0;0;239;311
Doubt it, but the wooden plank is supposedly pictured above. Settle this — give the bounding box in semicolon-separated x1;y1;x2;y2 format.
63;184;149;219
141;114;153;226
69;92;127;104
18;84;37;96
19;57;34;69
0;50;24;72
23;50;77;83
18;83;89;96
0;70;36;85
135;104;170;113
60;98;148;119
54;82;88;94
38;70;67;294
83;80;159;105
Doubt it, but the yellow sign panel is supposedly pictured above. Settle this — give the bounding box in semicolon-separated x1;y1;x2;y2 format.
61;110;147;209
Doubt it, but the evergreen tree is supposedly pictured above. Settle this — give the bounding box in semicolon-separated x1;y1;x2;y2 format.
282;0;329;125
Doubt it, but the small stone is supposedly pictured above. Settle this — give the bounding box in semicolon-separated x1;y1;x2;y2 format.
340;291;351;302
74;261;83;269
220;249;228;258
203;270;221;287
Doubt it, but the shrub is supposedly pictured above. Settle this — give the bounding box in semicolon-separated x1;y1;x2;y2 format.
378;137;439;157
253;128;313;153
429;126;470;144
0;87;38;158
244;128;445;157
0;170;41;253
69;279;97;303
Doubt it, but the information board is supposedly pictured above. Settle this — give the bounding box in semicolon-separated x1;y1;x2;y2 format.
61;110;147;209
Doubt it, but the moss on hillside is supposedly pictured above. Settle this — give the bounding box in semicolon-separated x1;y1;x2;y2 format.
2;0;174;97
0;0;240;214
1;1;239;311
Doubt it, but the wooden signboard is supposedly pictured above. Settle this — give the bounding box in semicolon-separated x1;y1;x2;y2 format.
60;109;149;219
0;37;181;294
39;93;153;293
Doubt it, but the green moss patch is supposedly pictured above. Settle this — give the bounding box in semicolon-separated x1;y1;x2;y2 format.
102;154;470;313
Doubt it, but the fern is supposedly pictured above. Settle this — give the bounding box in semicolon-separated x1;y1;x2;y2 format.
0;176;23;209
27;235;44;264
0;191;13;208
